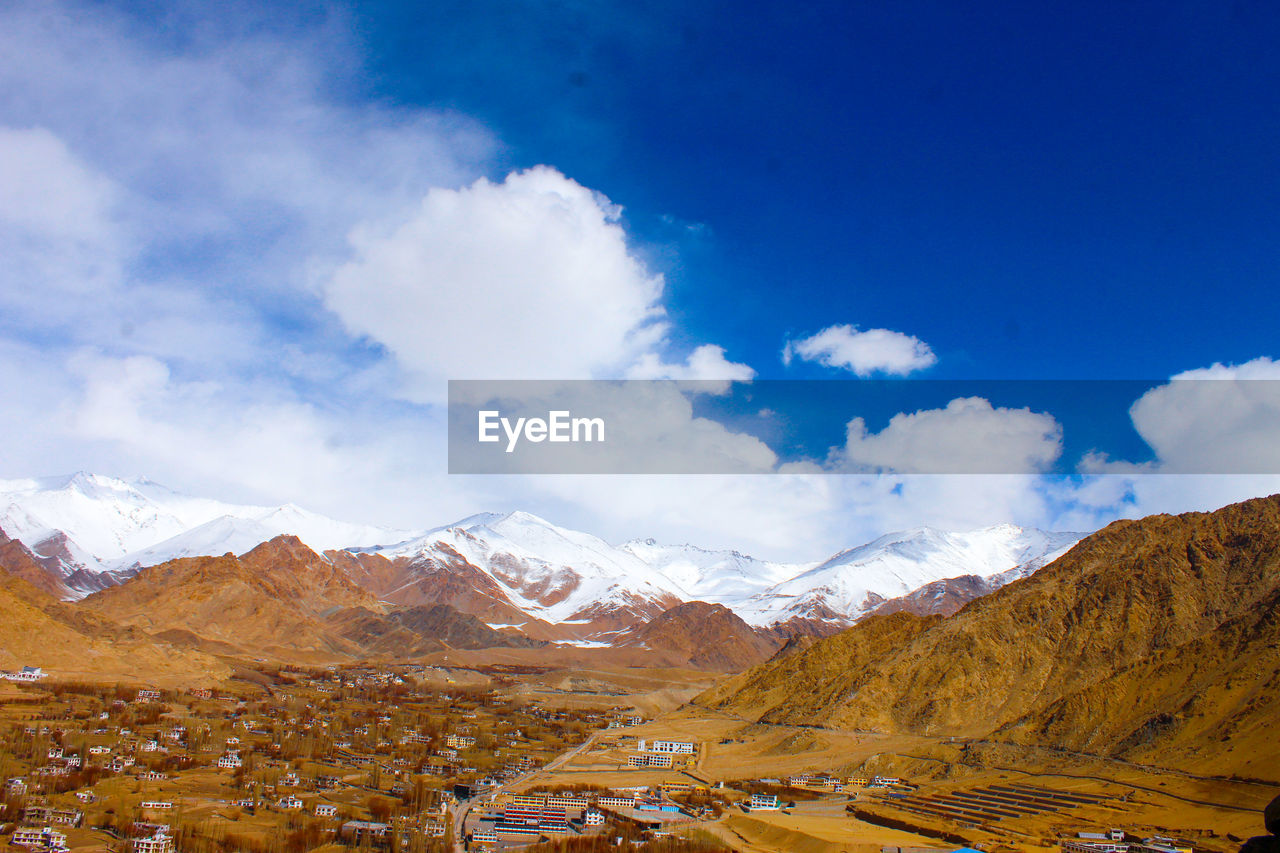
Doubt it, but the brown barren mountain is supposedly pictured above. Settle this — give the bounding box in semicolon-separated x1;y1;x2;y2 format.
697;495;1280;781
81;536;380;658
616;601;781;671
0;525;71;598
866;573;999;619
325;603;545;657
0;540;229;684
81;535;541;662
327;546;675;642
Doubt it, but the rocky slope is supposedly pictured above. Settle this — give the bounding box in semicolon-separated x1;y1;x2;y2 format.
371;512;687;641
79;536;541;662
0;535;230;683
614;601;781;670
325;603;545;657
0;525;71;598
697;495;1280;780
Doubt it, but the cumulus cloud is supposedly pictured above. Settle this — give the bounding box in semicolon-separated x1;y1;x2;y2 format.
783;323;937;376
836;397;1063;474
324;167;675;394
1080;357;1280;475
1052;356;1280;533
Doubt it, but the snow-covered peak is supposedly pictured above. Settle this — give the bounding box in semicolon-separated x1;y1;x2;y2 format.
0;474;413;577
619;539;804;602
377;510;690;627
388;510;640;575
114;516;279;568
735;523;1086;626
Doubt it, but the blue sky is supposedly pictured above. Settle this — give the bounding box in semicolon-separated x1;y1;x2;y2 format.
352;0;1280;379
1;0;1279;557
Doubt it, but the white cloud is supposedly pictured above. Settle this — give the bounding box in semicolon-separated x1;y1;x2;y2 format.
837;397;1063;474
783;323;937;376
0;1;769;545
324;167;666;390
0;0;492;368
627;343;755;381
325;167;750;398
1080;356;1280;475
1055;356;1280;532
0;127;126;318
0;127;117;243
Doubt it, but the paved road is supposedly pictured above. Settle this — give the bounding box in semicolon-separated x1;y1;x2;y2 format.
451;731;601;853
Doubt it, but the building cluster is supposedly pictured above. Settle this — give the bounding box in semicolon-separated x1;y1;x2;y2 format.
1061;830;1197;853
620;738;697;770
469;786;693;848
0;665;618;853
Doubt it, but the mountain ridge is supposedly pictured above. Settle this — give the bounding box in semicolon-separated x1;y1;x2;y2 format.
1;472;1085;640
695;494;1280;781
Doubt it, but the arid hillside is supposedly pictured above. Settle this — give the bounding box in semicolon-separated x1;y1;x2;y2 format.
80;535;543;662
697;495;1280;781
0;535;230;684
615;600;782;670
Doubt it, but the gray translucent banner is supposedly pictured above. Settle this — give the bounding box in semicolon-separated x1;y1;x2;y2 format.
447;379;1280;475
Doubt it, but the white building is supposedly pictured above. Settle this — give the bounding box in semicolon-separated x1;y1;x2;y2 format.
11;827;67;851
595;795;636;809
584;808;605;826
132;830;174;853
315;804;338;818
546;794;590;810
749;793;780;811
217;754;242;769
637;740;695;754
3;666;46;682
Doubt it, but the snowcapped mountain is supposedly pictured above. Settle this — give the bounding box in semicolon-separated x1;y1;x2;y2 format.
367;515;1082;639
372;512;688;639
0;473;412;592
617;539;805;604
733;524;1084;629
0;473;1086;639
